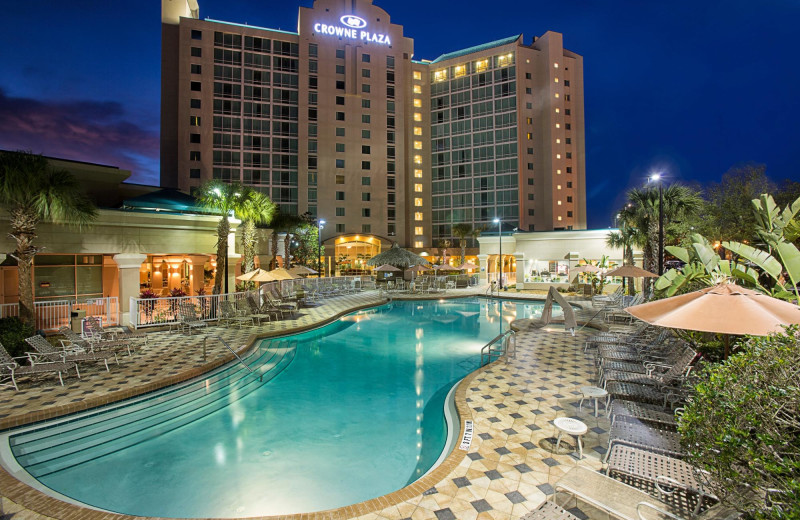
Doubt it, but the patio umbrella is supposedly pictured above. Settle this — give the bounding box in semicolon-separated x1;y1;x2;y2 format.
459;261;479;270
433;264;461;271
366;243;431;268
251;268;300;282
408;263;429;281
626;282;800;358
236;268;270;281
288;265;318;276
373;264;401;272
603;265;658;278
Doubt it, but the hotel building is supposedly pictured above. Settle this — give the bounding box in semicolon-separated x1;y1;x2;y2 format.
161;0;586;267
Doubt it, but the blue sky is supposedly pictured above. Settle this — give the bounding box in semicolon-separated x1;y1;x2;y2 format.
1;0;798;228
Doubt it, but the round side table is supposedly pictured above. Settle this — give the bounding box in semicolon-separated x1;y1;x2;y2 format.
554;417;589;459
579;385;609;417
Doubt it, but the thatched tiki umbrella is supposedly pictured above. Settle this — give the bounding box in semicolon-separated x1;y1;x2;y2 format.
366;243;431;268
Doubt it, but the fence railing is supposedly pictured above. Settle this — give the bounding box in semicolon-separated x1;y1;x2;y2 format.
129;276;371;329
0;297;120;332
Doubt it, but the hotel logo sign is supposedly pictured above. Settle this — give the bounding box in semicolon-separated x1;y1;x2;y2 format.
314;14;391;45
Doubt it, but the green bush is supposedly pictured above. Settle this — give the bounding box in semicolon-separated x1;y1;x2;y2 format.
679;327;800;518
0;317;36;359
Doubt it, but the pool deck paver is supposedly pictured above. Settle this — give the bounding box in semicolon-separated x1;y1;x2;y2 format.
0;287;628;520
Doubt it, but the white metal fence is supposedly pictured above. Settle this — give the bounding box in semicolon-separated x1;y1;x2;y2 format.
0;297;120;332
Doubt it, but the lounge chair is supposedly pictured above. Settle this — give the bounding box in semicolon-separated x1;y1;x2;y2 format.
179;302;209;334
58;327;133;361
25;334;113;372
0;341;76;390
236;298;271;325
610;399;683;429
219;301;253;328
601;346;698;388
265;292;297;318
605;419;685;461
83;316;148;346
592;285;624;307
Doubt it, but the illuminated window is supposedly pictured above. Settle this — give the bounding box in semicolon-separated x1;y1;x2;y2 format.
414;241;423;248
415;212;423;221
413;99;422;108
556;154;561;159
498;53;513;67
475;59;488;73
558;200;562;205
414;184;423;192
556;123;560;128
556;138;561;144
526;133;532;140
556;169;562;174
415;227;423;235
557;185;562;190
526;117;532;124
335;175;345;184
454;65;466;77
414;169;423;178
414;113;422;122
554;63;559;68
413;71;422;81
558;216;562;221
434;69;447;82
413;85;422;94
414;198;423;206
555;93;560;98
554;77;559;83
414;127;422;136
414;155;422;164
414;141;423;150
555;108;560;113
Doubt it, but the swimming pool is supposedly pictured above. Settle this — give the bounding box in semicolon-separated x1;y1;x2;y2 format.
2;297;558;517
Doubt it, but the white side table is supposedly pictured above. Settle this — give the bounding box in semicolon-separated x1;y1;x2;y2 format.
554;417;589;459
579;385;609;417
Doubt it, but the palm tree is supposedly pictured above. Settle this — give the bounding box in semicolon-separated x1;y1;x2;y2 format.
268;213;304;269
197;180;247;294
237;189;276;275
0;151;97;326
623;184;703;293
606;218;643;295
452;223;473;266
438;239;452;265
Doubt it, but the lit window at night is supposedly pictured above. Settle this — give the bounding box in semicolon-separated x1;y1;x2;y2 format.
413;85;422;94
414;184;423;192
414;113;422;122
556;169;562;174
415;227;423;235
413;71;422;81
554;77;559;83
414;241;423;247
556;154;561;159
454;64;466;77
414;127;422;135
415;212;423;221
558;200;562;205
498;53;513;67
526;133;532;140
434;69;447;82
557;184;562;189
414;141;423;150
414;169;423;178
414;155;422;164
556;138;561;143
414;198;423;206
475;59;488;72
555;93;560;98
413;99;422;108
554;63;559;68
558;216;563;221
556;123;560;128
555;108;560;113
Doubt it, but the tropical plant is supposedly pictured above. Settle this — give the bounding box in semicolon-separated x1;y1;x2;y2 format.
197;180;247;294
237;189;276;276
290;214;321;268
268;212;304;269
437;239;451;265
679;327;800;518
452;223;473;266
0;316;35;358
0;151;98;326
606;217;644;295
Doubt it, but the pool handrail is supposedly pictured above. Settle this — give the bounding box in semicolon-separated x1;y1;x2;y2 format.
203;334;263;382
480;329;516;366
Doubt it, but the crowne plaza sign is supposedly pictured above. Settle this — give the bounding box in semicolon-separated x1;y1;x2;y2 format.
313;14;392;45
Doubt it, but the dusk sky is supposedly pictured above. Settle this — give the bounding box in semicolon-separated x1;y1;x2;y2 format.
1;0;798;228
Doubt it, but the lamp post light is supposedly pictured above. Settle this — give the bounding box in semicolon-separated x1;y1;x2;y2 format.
650;174;664;275
493;217;502;289
317;219;325;278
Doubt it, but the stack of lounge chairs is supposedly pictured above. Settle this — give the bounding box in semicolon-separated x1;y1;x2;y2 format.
25;334;114;373
0;341;77;390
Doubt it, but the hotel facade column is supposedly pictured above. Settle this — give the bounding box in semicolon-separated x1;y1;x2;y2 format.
514;253;525;288
187;255;209;295
112;253;147;327
477;254;489;284
227;229;240;293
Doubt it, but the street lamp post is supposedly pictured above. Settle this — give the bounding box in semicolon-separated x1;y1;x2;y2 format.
493;218;502;289
650;174;664;275
317;219;325;278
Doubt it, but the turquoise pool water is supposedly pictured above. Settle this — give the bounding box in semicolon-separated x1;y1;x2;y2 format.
4;298;557;517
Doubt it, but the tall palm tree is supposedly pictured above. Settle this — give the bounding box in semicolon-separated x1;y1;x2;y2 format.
237;189;276;275
197;180;246;294
0;151;97;326
606;218;643;295
268;213;304;269
623;184;703;293
452;223;473;266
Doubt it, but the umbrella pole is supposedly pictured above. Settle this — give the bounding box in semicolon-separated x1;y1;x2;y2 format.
724;334;730;360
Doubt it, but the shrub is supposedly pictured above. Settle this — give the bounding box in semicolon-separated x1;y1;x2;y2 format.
679;327;800;518
0;317;36;358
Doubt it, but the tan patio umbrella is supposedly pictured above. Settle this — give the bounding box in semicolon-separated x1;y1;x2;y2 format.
288;265;318;276
408;263;429;281
459;261;479;270
252;268;300;282
603;265;657;278
433;264;461;271
626;282;800;358
236;268;271;281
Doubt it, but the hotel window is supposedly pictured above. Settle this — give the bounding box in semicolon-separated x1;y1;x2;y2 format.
189;168;200;179
414;155;422;165
414;198;423;207
554;63;559;68
526;102;532;109
557;169;562;174
336;159;345;168
336;49;345;59
190;81;201;91
387;55;395;68
362;53;370;63
566;138;572;144
191;29;202;40
556;154;561;159
362;192;371;201
335;175;345;184
362;161;370;170
475;59;488;73
336;127;345;136
309;92;318;105
190;99;201;109
528;194;534;200
362;114;371;124
414;127;422;136
554;78;559;83
387;86;395;98
387;100;395;113
567;196;573;203
309;77;318;89
414;141;423;150
414;227;423;235
414;169;423;178
454;65;466;78
527;163;533;170
556;138;561;144
387;131;395;143
498;53;513;67
361;176;371;185
388;193;395;204
414;184;423;192
555;123;560;128
336;112;345;121
190;133;201;143
190;116;201;126
434;69;447;82
387;208;395;220
336;207;345;216
527;133;532;140
336;143;345;152
309;60;318;73
362;208;371;217
525;88;532;94
527;147;534;154
189;151;201;161
558;216;562;221
387;116;395;128
362;224;371;233
191;64;201;74
528;209;534;216
566;123;571;130
413;99;422;108
557;184;562;190
526;117;532;124
564;80;570;87
336;80;345;90
413;85;422;94
413;71;422;80
388;224;396;235
191;47;201;57
336;191;345;200
413;113;422;122
567;181;573;188
362;145;371;154
527;179;534;185
387;71;395;83
362;84;371;93
415;212;423;221
567;211;573;218
557;200;562;205
565;109;571;115
555;108;560;113
566;152;572;158
414;241;423;248
567;167;573;173
362;99;370;108
336;96;345;105
362;130;370;139
309;43;318;57
336;224;345;233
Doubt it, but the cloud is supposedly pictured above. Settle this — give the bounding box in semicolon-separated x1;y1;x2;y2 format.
0;88;160;185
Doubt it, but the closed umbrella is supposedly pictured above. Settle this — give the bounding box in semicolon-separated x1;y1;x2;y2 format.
626;282;800;358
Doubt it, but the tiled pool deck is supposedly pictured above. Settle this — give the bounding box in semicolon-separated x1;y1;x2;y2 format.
0;288;622;520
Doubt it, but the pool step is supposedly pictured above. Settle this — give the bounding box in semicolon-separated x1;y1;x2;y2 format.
11;340;297;478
